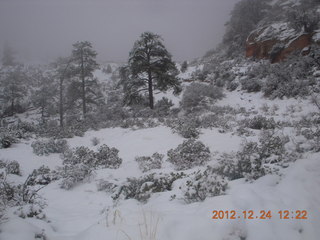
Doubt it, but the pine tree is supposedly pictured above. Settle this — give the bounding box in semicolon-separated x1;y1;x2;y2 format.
0;65;26;116
123;32;181;109
106;64;112;74
71;41;99;118
51;57;73;128
30;68;57;123
180;61;188;73
1;43;15;67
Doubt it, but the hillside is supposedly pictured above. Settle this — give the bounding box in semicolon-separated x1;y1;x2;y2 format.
1;0;320;240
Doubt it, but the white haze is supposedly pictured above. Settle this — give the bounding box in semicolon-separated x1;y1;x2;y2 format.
0;0;239;63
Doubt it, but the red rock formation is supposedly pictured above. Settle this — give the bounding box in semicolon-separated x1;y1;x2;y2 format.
246;23;316;63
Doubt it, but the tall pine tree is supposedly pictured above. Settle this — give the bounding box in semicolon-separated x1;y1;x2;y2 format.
122;32;181;109
71;41;99;118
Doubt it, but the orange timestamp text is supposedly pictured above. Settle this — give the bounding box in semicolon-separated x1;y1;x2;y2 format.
211;210;308;220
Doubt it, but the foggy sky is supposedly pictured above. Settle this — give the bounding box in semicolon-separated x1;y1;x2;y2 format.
0;0;239;63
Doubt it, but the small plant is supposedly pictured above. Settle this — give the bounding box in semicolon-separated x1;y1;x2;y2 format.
5;160;21;176
112;172;185;202
181;166;228;203
169;117;200;139
135;153;164;172
31;138;69;156
167;139;211;170
91;137;100;146
244;115;277;130
59;164;93;190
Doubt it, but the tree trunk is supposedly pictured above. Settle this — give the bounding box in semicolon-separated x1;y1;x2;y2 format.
59;77;64;128
11;98;14;116
80;49;86;119
148;70;154;109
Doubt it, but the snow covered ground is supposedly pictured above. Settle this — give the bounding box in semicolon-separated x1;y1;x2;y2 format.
1;64;320;240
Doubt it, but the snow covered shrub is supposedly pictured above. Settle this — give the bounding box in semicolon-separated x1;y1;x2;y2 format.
91;137;100;146
226;81;239;91
154;97;174;117
62;146;95;165
95;144;122;169
169;117;201;139
59;164;93;190
14;204;46;220
181;83;224;112
0;128;18;148
27;166;57;186
262;62;313;99
167;139;211;170
236;130;290;181
0;176;45;206
5;160;21;176
97;180;118;193
31;138;69;156
240;78;262;92
135;153;164;172
181;166;228;203
244;115;277;130
214;153;244;180
63;145;122;169
236;142;264;181
112;172;185;203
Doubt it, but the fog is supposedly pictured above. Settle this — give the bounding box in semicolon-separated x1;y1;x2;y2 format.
0;0;239;63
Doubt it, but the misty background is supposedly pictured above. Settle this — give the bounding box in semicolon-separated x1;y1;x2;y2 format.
0;0;239;63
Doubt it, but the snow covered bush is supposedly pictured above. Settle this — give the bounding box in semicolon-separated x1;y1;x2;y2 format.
214;153;244;180
240;78;262;92
62;145;122;169
0;128;18;148
112;172;185;203
181;166;228;203
154;97;174;117
27;166;57;186
0;176;45;206
31;138;69;156
168;117;201;139
167;139;211;170
243;115;277;130
5;160;21;176
59;164;93;190
91;137;100;146
135;153;164;172
95;144;123;169
181;82;224;112
236;130;290;181
14;204;46;220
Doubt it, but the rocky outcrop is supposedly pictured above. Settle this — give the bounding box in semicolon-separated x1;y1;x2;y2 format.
246;23;317;63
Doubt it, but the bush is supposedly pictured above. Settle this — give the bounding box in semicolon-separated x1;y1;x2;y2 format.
240;78;262;92
135;153;164;172
244;115;277;130
214;153;243;180
59;164;93;190
91;137;100;146
95;145;122;169
167;139;211;170
0;128;19;148
112;172;185;202
27;166;57;186
181;166;228;203
181;83;224;112
168;117;200;139
154;97;174;117
62;145;122;169
236;130;290;181
31;138;69;156
5;161;21;176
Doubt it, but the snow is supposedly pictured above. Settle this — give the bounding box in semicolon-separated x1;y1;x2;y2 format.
1;60;320;240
